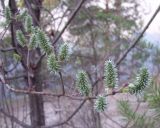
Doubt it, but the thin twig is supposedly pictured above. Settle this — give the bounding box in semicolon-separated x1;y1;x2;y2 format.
103;112;124;128
42;99;87;128
0;76;128;100
116;4;160;66
52;0;86;45
92;4;160;88
0;47;15;52
0;108;32;128
59;72;65;95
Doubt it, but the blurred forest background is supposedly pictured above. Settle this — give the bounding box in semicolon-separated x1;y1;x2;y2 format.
0;0;160;128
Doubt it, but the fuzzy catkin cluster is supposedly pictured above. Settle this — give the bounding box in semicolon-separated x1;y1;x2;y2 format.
129;67;149;94
94;60;118;112
36;29;52;55
76;71;90;96
4;7;151;113
4;6;11;24
59;43;69;61
24;15;33;33
47;54;60;73
29;33;37;49
3;6;70;73
94;95;107;112
104;60;118;89
16;30;26;47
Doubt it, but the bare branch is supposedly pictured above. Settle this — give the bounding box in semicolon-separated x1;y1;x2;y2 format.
0;108;32;128
0;0;5;9
42;99;87;128
59;71;65;95
0;47;16;52
52;0;86;45
92;4;160;88
116;4;160;66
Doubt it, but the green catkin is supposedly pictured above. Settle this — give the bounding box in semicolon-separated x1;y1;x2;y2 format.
16;30;26;47
4;6;11;24
59;43;69;61
76;71;90;96
36;29;52;55
47;54;60;73
24;15;33;33
17;9;28;21
104;60;118;89
94;95;107;112
129;67;149;94
29;33;37;49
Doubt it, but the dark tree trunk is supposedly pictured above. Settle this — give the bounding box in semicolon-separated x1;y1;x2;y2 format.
29;64;45;127
9;0;45;127
24;0;46;127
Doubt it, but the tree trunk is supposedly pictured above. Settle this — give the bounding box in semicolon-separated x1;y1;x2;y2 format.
28;64;45;127
9;0;45;127
24;0;46;127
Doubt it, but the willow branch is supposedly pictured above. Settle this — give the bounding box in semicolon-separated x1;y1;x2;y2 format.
0;47;16;52
116;4;160;66
52;0;86;45
92;4;160;88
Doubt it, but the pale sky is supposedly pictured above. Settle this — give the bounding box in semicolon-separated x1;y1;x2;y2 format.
1;0;159;44
98;0;160;44
141;0;160;44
